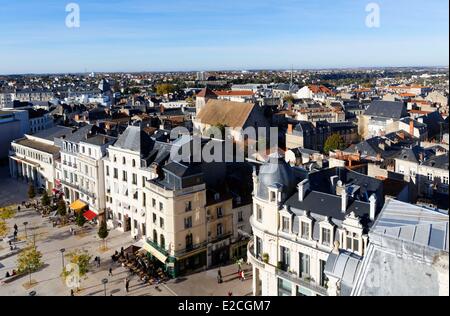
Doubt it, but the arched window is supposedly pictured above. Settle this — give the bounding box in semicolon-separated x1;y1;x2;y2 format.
132;159;136;168
160;235;165;249
153;230;158;244
122;157;126;165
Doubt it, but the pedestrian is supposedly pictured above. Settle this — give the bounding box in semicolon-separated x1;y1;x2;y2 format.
228;291;233;296
217;269;222;284
13;230;17;241
125;278;130;293
70;289;74;296
241;270;245;281
109;267;113;277
97;256;101;268
14;224;18;232
17;206;21;212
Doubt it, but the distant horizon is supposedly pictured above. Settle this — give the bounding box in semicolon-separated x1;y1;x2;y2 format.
0;0;448;74
1;65;449;77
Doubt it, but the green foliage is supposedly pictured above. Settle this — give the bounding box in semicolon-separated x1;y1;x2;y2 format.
62;249;92;278
57;199;67;217
130;87;141;94
0;207;16;220
156;83;175;96
324;133;346;154
283;95;295;105
27;184;36;199
16;244;43;274
41;191;51;207
0;220;8;238
75;211;86;227
97;220;109;240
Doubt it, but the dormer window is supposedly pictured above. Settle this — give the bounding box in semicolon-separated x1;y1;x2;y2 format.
270;191;277;203
282;217;290;233
346;231;360;253
321;228;331;247
301;222;310;240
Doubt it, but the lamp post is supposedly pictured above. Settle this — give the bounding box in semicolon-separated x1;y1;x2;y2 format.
23;222;29;240
102;278;108;297
60;248;66;271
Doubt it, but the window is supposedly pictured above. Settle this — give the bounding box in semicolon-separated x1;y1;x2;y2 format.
106;166;110;176
113;155;117;163
133;191;138;200
122;171;127;182
320;260;328;287
160;217;164;229
443;176;449;185
132;159;136;167
113;168;118;179
186;234;193;250
256;205;262;222
299;253;310;278
153;230;158;244
152;198;156;208
238;211;244;223
153;213;157;224
217;223;223;236
122;157;126;165
159;202;164;212
132;173;137;185
216;207;223;218
160;235;165;249
270;191;276;202
398;165;405;174
278;278;292;297
141;224;146;236
143;192;146;207
280;246;290;271
282;217;290;233
134;219;138;231
428;173;433;181
301;222;310;239
184;217;192;229
185;201;192;212
255;237;263;258
322;228;331;246
346;231;360;253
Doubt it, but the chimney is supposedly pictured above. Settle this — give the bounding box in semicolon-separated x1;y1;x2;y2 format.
369;194;377;221
298;179;310;202
330;175;339;195
341;186;348;213
287;124;293;134
409;120;415;136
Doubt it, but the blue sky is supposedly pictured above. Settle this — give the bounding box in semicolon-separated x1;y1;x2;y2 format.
0;0;448;74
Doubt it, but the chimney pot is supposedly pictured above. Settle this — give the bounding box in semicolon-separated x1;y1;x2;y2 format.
341;186;348;213
369;194;377;221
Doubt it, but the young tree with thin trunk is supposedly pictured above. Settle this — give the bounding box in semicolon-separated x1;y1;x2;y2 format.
17;243;43;286
97;219;109;250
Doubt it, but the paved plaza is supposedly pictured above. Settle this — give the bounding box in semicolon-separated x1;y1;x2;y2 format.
0;175;252;297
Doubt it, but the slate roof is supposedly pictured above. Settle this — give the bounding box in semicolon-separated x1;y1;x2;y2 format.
114;125;154;157
364;101;407;119
421;153;449;170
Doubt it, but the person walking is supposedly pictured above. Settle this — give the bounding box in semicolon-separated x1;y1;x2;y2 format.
97;256;101;268
109;267;113;277
14;224;18;232
125;278;130;293
241;270;246;281
217;269;223;284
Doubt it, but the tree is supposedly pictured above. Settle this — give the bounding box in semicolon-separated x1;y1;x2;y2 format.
0;220;8;238
75;211;86;227
62;249;92;290
97;220;109;250
41;191;51;207
0;207;16;220
156;83;175;96
63;249;92;277
28;184;36;199
16;244;43;285
57;199;67;217
324;133;346;154
283;95;295;106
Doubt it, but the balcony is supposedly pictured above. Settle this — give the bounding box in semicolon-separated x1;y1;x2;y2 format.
275;270;328;296
61;180;96;199
247;240;266;270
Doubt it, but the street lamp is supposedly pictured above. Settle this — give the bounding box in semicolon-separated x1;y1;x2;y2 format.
29;291;36;296
102;278;108;297
23;222;29;240
60;248;66;271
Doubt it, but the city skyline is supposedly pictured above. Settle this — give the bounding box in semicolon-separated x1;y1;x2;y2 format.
0;0;449;74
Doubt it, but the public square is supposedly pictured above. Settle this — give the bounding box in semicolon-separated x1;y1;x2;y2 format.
0;172;252;297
